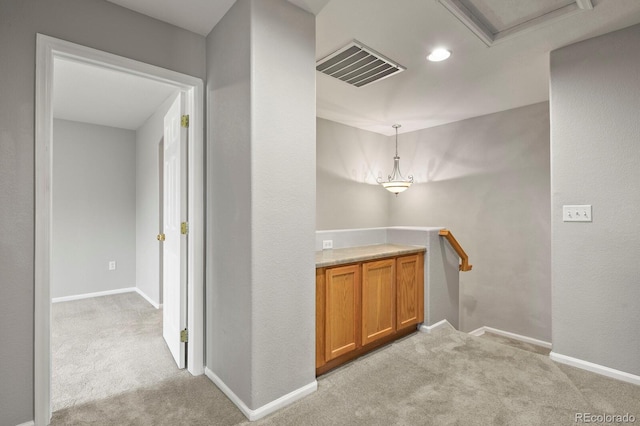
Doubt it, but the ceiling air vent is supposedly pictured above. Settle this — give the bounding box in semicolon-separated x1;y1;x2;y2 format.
316;40;406;88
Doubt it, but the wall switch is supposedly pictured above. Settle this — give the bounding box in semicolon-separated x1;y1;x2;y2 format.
108;261;117;270
563;205;592;222
322;240;333;250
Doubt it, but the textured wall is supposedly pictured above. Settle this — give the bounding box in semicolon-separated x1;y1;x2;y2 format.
136;93;178;306
250;0;317;409
0;1;205;423
206;0;316;412
389;103;551;340
52;120;136;299
550;23;640;375
316;104;551;340
316;118;390;230
206;0;253;405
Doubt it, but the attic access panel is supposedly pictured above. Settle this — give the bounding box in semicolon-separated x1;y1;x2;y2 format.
439;0;594;46
316;40;406;88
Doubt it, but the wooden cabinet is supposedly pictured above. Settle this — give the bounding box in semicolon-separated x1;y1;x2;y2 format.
361;259;395;346
396;254;424;330
316;252;424;375
324;264;360;362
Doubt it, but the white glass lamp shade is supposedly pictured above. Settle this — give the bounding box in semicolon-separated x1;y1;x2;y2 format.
382;181;412;194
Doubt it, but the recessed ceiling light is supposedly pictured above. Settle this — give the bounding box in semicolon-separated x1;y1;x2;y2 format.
427;48;451;62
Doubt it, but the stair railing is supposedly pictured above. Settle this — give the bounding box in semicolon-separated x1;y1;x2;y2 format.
439;229;472;272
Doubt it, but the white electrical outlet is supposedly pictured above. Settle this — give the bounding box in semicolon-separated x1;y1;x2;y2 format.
322;240;333;250
563;205;592;222
108;261;117;270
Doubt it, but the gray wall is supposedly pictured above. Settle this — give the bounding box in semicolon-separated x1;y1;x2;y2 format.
389;103;551;340
317;118;390;230
52;120;136;298
206;0;253;404
387;228;461;329
550;24;640;375
206;0;316;412
250;0;316;408
0;1;205;423
316;103;552;341
136;93;178;306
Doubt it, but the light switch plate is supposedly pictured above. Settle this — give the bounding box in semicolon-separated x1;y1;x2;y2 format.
322;240;333;250
563;205;592;222
108;260;117;270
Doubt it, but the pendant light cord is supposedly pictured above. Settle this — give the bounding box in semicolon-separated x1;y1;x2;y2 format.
395;126;399;157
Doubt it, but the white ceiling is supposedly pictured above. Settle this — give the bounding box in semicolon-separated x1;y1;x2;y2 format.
58;0;640;135
53;58;178;130
104;0;331;36
315;0;640;135
105;0;237;36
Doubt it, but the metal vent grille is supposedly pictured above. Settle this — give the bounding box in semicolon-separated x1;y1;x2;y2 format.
316;41;406;88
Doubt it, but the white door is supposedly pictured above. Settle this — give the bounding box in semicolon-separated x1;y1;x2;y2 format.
162;93;188;369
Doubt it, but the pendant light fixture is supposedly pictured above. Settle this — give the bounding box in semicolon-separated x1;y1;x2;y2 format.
378;124;413;195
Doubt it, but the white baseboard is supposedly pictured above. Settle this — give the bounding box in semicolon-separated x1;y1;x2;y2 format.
468;327;485;336
134;287;161;309
550;352;640;386
468;326;552;349
51;287;162;309
52;287;136;303
16;421;35;426
204;367;317;421
419;319;453;333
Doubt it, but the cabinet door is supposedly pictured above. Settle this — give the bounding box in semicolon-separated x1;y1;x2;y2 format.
325;264;361;361
396;253;424;330
316;268;326;368
361;259;396;346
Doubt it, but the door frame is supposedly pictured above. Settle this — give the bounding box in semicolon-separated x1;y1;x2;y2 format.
35;34;205;425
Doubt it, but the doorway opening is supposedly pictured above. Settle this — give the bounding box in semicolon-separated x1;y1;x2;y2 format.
35;34;204;425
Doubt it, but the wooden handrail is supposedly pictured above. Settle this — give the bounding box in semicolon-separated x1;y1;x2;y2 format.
439;229;472;272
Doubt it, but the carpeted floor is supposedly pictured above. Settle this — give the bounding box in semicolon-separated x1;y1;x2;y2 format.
51;292;186;412
51;293;640;425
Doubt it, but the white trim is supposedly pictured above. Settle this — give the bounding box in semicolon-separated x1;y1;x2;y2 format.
16;421;35;426
52;287;136;303
185;68;205;376
135;288;161;309
468;326;552;349
419;319;453;333
437;0;591;47
35;33;53;426
51;287;161;309
35;34;205;426
205;368;318;421
550;352;640;386
468;326;486;337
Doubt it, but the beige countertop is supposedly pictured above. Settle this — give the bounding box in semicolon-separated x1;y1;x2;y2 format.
316;243;426;268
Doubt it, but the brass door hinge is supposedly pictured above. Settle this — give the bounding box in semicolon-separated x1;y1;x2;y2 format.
157;234;165;241
181;115;189;128
180;329;188;343
181;222;189;235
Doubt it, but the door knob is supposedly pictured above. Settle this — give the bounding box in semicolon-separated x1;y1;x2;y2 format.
157;234;165;241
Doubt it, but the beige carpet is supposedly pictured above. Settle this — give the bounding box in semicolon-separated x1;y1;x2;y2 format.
52;294;640;425
51;292;187;412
